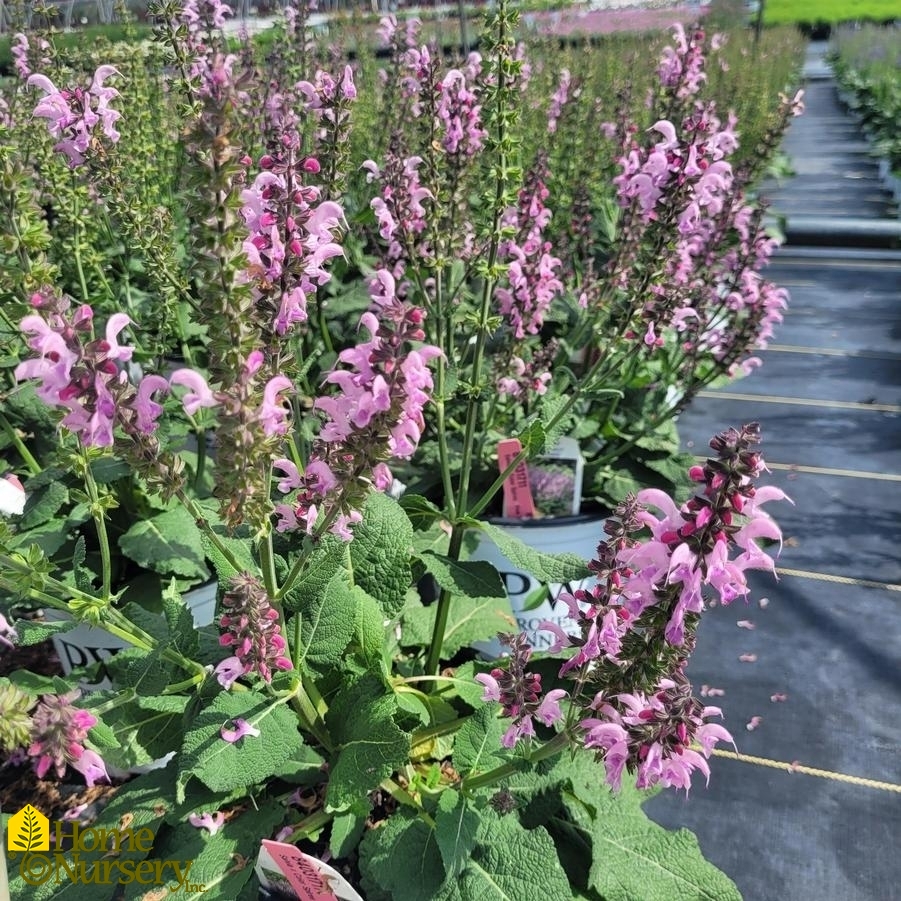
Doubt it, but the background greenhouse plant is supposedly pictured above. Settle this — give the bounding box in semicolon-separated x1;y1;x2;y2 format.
0;2;799;898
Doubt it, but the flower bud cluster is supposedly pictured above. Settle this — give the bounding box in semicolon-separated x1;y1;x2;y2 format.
216;572;293;685
27;690;109;787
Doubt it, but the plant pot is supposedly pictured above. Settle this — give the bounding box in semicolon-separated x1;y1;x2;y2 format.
46;581;217;691
467;512;603;658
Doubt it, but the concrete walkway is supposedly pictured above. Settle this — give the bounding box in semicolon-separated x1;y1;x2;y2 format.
646;44;901;901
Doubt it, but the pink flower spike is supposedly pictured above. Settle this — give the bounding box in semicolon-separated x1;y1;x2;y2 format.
745;716;763;731
188;812;225;836
169;369;218;416
220;718;261;743
71;749;109;787
535;689;567;727
0;474;27;516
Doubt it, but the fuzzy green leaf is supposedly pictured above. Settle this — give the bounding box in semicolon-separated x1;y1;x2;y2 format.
453;705;509;777
200;531;258;587
435;791;479;878
177;690;303;802
123;801;286;901
358;811;446;901
325;676;410;812
477;523;590;583
19;480;68;529
94;694;189;769
355;587;389;674
13;618;77;646
420;551;506;599
281;537;346;613
162;580;201;657
119;506;208;579
347;493;414;618
329;803;369;859
292;572;358;669
401;595;514;657
562;767;741;901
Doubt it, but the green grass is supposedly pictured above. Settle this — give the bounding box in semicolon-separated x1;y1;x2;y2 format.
765;0;900;26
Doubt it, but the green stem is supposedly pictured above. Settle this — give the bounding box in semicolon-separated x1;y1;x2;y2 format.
381;778;435;827
424;526;464;675
411;716;468;745
80;450;113;600
0;412;41;475
281;809;333;844
463;730;571;793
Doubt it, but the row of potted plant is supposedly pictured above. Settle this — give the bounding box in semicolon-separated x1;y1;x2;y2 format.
0;1;799;897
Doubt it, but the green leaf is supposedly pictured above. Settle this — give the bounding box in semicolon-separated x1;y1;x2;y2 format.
452;705;509;777
325;676;410;812
119;506;208;579
94;694;189;769
562;765;741;901
162;580;201;657
358;811;447;901
355;588;389;675
292;572;357;669
401;593;514;657
13;618;77;646
19;480;68;529
347;493;414;618
281;537;345;613
457;813;571;900
477;522;590;583
200;531;258;586
329;803;369;859
633;419;680;453
87;719;120;751
435;791;479;878
400;493;445;530
124;801;286;901
71;535;95;593
177;690;303;802
420;551;506;599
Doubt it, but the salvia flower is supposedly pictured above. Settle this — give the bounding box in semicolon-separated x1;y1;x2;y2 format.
27;66;121;168
188;811;225;835
220;718;261;743
475;633;568;749
217;573;293;683
0;474;26;517
27;691;108;786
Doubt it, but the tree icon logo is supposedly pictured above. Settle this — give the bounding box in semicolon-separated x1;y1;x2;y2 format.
7;804;50;852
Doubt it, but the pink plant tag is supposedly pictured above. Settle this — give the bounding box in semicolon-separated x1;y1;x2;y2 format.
498;438;536;519
256;840;363;901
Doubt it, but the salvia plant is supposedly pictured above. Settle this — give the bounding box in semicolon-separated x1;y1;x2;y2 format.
0;2;799;898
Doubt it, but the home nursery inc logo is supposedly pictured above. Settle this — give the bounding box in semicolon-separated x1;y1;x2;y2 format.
4;804;202;892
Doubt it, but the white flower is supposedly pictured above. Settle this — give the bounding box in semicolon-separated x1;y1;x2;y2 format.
0;475;26;516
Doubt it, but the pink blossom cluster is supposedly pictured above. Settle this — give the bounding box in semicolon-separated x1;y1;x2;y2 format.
297;65;358;113
215;572;293;686
477;423;786;792
475;634;567;748
436;68;486;157
495;161;563;340
658;24;708;99
27;691;108;787
363;154;432;280
546;68;573;134
27;66;121;168
239;144;344;335
10;32;50;81
0;611;17;650
14;291;136;447
273;270;440;540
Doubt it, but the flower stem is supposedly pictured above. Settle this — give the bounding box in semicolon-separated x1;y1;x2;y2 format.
462;730;571;793
80;450;113;601
0;412;41;475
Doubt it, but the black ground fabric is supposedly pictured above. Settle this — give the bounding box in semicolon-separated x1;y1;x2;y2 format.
644;44;901;901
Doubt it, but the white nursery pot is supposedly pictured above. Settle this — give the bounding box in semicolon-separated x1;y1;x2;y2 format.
467;513;603;659
48;581;217;691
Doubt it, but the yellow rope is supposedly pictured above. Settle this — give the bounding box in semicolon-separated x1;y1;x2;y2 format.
776;566;901;593
697;390;901;414
712;749;901;794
